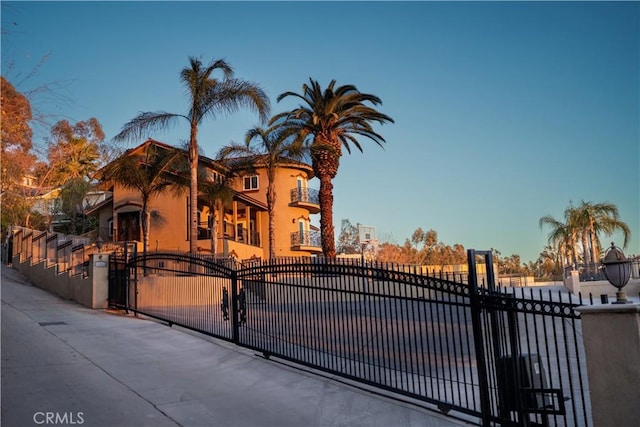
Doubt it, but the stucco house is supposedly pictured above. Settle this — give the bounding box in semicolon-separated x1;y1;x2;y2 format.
88;139;321;259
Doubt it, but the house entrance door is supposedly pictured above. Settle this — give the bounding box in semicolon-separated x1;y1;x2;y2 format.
117;211;140;241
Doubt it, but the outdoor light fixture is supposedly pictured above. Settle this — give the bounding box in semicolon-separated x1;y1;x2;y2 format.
96;236;104;258
601;242;632;304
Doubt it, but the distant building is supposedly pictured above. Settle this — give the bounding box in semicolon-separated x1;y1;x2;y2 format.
13;173;110;231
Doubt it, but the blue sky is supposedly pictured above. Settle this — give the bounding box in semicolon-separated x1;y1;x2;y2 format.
2;1;639;263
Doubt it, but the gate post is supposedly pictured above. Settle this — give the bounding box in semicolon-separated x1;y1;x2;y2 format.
230;269;240;344
468;249;492;426
576;303;640;426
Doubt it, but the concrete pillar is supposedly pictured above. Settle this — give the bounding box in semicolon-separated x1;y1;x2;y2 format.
89;253;109;309
576;303;640;427
232;201;238;241
564;270;581;294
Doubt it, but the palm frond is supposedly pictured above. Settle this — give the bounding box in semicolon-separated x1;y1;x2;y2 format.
112;112;185;142
202;79;271;124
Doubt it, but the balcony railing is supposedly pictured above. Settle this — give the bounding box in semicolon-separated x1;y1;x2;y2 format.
221;222;261;247
290;187;320;213
290;230;321;249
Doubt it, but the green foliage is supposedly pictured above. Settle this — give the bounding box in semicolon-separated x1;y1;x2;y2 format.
46;118;105;185
49;177;101;235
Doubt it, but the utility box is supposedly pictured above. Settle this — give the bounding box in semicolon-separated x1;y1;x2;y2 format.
496;353;553;413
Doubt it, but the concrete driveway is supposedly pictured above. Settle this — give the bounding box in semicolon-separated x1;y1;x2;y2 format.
1;264;474;427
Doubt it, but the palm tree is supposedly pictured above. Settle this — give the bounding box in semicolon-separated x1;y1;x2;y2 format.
539;212;579;267
100;142;184;256
113;57;270;254
198;161;245;256
218;124;306;259
540;200;631;268
573;200;631;263
272;78;394;258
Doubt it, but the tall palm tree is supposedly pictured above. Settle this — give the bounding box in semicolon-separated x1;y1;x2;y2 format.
272;78;394;258
113;57;270;253
100;142;184;256
218;124;306;259
574;200;631;263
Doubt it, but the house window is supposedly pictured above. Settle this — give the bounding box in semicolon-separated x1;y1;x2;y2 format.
243;175;259;191
108;219;114;237
298;220;309;245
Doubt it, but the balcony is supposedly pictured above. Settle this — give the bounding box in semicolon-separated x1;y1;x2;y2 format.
222;222;261;247
291;230;322;253
289;188;320;214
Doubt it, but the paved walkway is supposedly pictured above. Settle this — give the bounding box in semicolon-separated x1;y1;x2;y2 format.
1;264;474;427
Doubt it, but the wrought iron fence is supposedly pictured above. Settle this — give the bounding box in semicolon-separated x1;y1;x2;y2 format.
70;244;91;277
290;187;319;205
117;253;592;426
1;229;596;426
290;230;321;248
563;260;640;282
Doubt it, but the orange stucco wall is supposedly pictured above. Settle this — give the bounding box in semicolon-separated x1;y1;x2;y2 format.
112;184;190;252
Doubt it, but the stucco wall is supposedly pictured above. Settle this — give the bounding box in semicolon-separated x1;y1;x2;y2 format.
565;277;640;300
112;185;190;252
12;254;108;309
578;304;640;426
269;167;317;258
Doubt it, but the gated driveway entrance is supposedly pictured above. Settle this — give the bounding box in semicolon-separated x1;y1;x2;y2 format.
110;250;591;426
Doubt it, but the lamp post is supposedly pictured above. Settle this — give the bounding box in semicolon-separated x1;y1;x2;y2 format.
601;242;632;304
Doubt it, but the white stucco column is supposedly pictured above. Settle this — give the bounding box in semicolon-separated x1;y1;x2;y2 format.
232;201;238;240
245;205;251;243
564;270;581;294
89;253;109;309
576;303;640;427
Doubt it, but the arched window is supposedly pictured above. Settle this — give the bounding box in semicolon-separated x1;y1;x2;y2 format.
296;177;307;201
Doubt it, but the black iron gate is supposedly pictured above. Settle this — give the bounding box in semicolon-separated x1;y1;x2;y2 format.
110;251;591;426
467;250;590;426
107;242;138;309
108;256;128;309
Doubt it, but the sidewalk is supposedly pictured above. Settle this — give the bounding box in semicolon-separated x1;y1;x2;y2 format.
1;264;474;427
